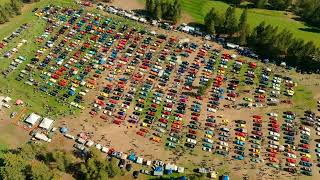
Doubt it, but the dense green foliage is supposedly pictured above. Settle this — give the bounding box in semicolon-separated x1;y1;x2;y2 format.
145;0;182;23
0;143;121;180
248;22;320;71
0;0;23;24
295;0;320;28
204;5;320;72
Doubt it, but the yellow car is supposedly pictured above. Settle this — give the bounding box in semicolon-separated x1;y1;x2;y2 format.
100;92;109;98
253;148;260;154
222;119;229;125
86;84;95;89
72;83;79;88
301;153;311;158
235;136;246;141
141;122;150;128
217;145;229;151
205;134;213;139
237;124;246;128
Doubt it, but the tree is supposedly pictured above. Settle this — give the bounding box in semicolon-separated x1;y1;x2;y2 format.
154;0;162;20
10;0;22;15
0;153;27;180
238;8;249;45
50;150;75;172
26;161;58;180
204;8;216;34
224;6;238;35
269;0;292;10
172;0;182;23
255;0;267;8
232;0;242;7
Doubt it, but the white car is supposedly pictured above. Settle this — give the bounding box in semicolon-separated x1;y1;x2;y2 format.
207;108;217;112
301;127;311;132
316;144;320;148
219;141;228;147
316;127;320;132
202;147;212;152
268;144;278;149
269;112;278;117
300;130;310;136
134;107;142;111
269;131;280;137
187;138;197;144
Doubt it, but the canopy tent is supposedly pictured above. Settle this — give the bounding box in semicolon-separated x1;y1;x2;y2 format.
15;99;24;105
25;113;41;125
60;127;68;133
34;132;51;142
39;118;54;130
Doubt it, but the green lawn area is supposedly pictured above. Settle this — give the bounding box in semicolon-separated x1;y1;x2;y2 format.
139;0;320;46
181;0;320;46
0;0;79;117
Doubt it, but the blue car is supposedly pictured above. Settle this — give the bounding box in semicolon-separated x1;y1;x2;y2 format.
234;155;244;160
234;140;245;146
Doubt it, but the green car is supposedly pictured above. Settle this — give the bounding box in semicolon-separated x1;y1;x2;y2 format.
166;142;176;148
203;143;213;148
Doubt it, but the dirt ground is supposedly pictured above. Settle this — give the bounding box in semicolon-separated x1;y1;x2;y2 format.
1;2;320;180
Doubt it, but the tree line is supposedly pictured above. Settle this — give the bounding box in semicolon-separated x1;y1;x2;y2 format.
0;143;122;180
145;0;182;23
0;0;23;24
295;0;320;28
204;6;320;72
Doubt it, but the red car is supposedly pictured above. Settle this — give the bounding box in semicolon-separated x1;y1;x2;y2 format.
253;115;262;119
301;156;310;162
189;129;197;135
136;131;145;137
159;118;168;124
205;122;215;127
269;157;279;162
140;128;149;133
235;132;246;137
191;116;199;121
252;131;263;136
268;153;276;157
286;158;296;163
191;112;200;117
300;144;310;149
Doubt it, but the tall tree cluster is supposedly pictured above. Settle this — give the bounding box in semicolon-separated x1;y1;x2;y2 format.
204;6;320;72
248;22;320;71
0;0;23;24
0;143;122;180
204;6;249;39
145;0;182;23
295;0;320;28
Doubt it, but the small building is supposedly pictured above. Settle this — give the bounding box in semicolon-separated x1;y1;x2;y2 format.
25;113;41;126
3;96;12;103
39;117;54;130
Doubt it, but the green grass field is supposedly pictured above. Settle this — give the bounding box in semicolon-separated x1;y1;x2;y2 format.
139;0;320;46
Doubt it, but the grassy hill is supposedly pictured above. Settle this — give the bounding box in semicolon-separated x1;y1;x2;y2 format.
139;0;320;46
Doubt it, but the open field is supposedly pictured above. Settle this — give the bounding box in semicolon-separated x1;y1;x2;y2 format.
0;1;320;180
136;0;320;47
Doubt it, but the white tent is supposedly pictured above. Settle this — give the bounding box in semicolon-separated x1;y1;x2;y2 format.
25;113;41;125
136;157;143;164
34;132;51;142
39;117;54;130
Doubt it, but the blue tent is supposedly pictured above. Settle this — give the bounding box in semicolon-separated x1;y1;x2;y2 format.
128;154;136;161
221;175;229;180
179;176;187;180
60;127;68;133
166;169;173;174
